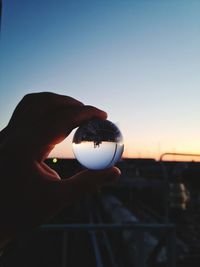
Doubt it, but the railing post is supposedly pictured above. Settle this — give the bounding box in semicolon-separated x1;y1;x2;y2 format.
166;227;176;267
135;231;146;267
62;231;68;267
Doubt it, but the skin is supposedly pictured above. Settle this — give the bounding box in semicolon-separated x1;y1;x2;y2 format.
0;92;120;250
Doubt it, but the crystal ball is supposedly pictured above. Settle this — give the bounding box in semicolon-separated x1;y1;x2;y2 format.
72;119;124;170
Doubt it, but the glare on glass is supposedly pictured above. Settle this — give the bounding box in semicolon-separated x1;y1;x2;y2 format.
72;119;124;170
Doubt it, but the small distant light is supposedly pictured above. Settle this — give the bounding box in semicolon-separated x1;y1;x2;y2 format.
52;158;58;163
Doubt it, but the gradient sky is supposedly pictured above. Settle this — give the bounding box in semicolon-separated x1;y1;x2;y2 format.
1;0;200;160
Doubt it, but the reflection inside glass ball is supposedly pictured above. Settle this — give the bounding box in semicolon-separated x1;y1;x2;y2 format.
72;119;124;170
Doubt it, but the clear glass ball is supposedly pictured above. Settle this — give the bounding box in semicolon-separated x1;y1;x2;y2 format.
72;119;124;170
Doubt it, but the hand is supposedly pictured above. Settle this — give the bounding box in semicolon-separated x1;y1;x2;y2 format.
0;92;120;249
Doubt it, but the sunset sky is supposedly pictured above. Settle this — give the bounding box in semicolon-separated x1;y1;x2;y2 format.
1;0;200;160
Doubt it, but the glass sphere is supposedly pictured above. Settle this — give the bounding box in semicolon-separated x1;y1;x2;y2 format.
72;119;124;170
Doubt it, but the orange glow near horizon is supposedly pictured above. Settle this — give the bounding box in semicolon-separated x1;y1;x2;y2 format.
48;136;200;162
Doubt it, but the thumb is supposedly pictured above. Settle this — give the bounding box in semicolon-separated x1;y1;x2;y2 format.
58;167;121;204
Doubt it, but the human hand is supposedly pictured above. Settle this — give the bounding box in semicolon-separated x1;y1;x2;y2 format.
0;92;120;249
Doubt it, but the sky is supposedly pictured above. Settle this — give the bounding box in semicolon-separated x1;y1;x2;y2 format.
1;0;200;161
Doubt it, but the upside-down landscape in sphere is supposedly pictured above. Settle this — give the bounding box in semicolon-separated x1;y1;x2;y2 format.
72;119;124;170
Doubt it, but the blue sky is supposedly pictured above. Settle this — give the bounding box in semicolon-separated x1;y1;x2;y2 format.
1;0;200;159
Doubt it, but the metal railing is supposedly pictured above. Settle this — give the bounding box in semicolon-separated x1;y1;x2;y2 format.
40;222;176;267
160;152;200;162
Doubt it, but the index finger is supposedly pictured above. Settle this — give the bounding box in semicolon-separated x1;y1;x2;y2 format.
42;105;108;142
25;105;108;158
8;92;84;128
